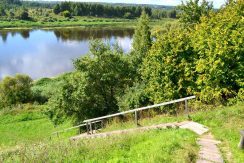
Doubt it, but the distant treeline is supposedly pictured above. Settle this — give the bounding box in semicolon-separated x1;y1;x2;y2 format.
53;2;177;19
0;0;177;19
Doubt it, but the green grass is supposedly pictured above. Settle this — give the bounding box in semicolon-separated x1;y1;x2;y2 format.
0;129;198;163
100;102;244;163
0;101;243;162
0;106;73;151
192;103;244;163
0;17;175;29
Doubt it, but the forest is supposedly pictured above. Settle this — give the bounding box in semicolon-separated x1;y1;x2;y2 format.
0;0;177;21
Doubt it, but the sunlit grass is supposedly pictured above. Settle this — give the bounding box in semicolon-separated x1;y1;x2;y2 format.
1;129;198;162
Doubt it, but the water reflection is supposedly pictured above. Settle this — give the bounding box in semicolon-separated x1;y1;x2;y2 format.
0;27;134;80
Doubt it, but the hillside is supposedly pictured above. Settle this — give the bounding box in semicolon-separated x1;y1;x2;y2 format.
0;102;243;162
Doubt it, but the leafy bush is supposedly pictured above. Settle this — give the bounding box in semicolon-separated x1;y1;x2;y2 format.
0;74;33;107
141;1;243;105
62;10;71;18
18;10;30;20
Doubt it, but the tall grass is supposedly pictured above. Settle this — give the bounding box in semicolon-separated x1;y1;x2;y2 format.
1;129;198;163
0;106;72;150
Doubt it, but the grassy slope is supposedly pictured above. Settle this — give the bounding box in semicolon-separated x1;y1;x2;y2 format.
0;107;73;150
0;102;243;162
101;103;244;163
1;129;198;162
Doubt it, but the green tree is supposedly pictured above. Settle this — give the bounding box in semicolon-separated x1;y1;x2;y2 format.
19;9;30;20
167;10;177;18
141;25;196;103
53;4;60;14
131;10;152;78
0;7;6;16
48;40;133;124
0;74;33;107
178;0;213;24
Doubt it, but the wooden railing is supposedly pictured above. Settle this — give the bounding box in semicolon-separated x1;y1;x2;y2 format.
53;96;196;136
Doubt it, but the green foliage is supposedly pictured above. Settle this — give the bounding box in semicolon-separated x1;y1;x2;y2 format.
131;11;152;77
53;4;60;14
141;1;243;105
167;9;177;18
118;82;151;111
18;9;30;20
0;74;33;107
52;2;153;18
123;12;132;19
0;7;6;16
178;0;213;24
142;25;195;103
62;10;71;18
192;0;244;104
31;74;70;104
48;40;133;124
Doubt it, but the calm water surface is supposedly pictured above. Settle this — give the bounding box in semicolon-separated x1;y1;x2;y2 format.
0;27;134;80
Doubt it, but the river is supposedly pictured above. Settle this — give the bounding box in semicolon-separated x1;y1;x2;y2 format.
0;27;134;80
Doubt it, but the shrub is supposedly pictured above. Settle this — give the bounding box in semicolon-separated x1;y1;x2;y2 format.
19;10;30;20
62;10;71;18
0;74;33;107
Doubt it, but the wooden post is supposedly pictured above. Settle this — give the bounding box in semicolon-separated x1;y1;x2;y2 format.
239;130;244;149
135;111;138;126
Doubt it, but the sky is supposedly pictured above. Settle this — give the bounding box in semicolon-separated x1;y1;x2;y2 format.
35;0;226;8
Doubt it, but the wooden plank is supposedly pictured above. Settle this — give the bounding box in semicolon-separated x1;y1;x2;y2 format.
84;96;195;123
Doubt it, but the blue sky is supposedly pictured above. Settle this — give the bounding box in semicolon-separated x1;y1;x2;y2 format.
40;0;226;8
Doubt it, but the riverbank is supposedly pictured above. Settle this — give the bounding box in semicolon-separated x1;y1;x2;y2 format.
0;17;175;29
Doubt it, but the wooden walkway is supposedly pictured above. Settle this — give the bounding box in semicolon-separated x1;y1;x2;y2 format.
70;121;224;163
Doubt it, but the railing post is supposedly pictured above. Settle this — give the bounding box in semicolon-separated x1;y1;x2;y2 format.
86;122;89;135
135;111;138;126
94;122;97;132
185;100;189;116
89;122;93;134
79;125;82;134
